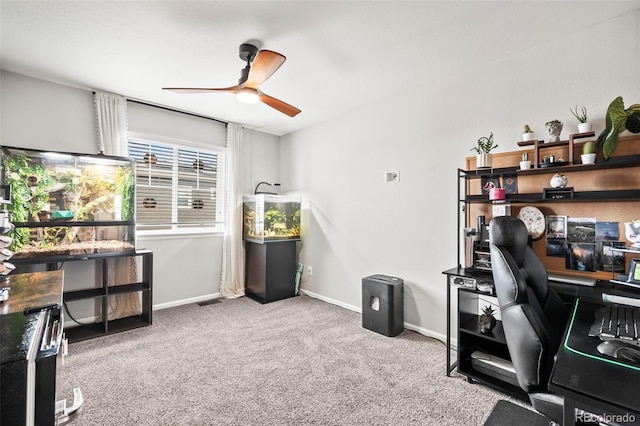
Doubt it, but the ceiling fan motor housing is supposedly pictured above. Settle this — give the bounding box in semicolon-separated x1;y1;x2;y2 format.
238;43;258;84
239;43;258;63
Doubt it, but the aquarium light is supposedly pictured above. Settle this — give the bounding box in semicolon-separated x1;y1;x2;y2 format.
254;182;280;195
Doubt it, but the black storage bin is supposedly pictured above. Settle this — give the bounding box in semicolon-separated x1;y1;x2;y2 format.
362;274;404;337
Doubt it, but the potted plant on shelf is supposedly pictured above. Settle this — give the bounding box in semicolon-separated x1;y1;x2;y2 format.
471;132;498;169
522;124;535;141
479;305;497;334
597;96;640;159
581;141;596;165
570;105;592;133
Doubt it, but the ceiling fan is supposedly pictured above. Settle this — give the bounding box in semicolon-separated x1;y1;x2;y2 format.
163;43;301;117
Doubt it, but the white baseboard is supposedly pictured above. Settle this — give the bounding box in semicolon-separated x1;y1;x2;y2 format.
301;289;448;345
301;289;362;313
153;293;221;311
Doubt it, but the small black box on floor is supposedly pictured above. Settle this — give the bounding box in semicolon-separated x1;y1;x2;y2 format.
362;274;404;337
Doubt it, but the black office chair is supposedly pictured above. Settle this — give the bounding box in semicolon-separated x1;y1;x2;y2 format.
489;216;569;424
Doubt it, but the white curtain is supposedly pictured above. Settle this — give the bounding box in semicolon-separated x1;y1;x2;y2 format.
94;91;140;318
220;123;245;298
94;91;128;156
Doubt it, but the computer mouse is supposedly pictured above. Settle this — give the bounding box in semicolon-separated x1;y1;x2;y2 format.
597;340;640;364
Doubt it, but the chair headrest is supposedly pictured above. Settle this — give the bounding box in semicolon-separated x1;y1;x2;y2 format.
489;216;529;266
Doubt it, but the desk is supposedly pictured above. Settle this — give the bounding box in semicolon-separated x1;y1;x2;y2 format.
549;299;640;426
0;271;64;426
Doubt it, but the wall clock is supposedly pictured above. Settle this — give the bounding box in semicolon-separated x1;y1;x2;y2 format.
517;206;545;239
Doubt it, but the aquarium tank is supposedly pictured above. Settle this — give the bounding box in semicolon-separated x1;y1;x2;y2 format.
0;146;135;259
243;195;301;243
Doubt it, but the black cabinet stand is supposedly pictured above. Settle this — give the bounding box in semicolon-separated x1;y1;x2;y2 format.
245;240;297;304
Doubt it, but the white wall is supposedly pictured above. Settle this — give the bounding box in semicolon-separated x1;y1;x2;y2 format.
280;12;640;339
0;71;96;153
0;70;281;311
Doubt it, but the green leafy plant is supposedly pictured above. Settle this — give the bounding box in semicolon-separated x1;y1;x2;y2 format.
470;132;498;154
570;105;588;123
597;96;640;159
3;153;54;251
482;305;496;317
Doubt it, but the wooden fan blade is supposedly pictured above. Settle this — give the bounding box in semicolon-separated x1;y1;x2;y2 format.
245;50;286;88
162;85;241;94
258;91;301;117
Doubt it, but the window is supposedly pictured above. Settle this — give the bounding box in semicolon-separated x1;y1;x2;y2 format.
128;138;225;232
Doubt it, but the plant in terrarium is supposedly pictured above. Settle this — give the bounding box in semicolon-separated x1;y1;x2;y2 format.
264;209;287;235
3;153;54;250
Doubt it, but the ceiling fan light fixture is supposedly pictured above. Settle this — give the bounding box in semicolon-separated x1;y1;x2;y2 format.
236;88;259;104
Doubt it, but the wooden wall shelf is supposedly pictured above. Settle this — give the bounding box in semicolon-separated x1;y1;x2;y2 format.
516;131;596;167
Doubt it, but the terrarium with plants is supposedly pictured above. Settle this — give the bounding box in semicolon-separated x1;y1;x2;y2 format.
0;146;135;259
243;194;301;243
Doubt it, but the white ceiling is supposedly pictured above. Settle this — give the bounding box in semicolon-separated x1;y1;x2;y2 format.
2;1;639;136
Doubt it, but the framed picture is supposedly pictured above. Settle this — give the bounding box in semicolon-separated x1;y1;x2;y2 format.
596;241;626;272
565;243;595;272
502;174;518;194
628;258;640;284
546;240;566;258
480;176;500;195
595;221;620;241
547;215;567;239
567;217;596;243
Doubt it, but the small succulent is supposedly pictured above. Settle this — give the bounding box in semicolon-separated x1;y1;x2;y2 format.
582;141;595;155
482;305;496;317
471;132;498;154
522;152;529;161
570;105;588;123
523;124;533;133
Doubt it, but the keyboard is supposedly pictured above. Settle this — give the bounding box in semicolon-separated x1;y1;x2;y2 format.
589;305;640;346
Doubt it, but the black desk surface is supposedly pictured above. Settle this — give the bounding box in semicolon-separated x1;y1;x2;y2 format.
550;299;640;416
0;271;63;365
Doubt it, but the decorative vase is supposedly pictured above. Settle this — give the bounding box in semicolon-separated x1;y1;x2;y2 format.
476;153;492;169
625;221;640;247
550;173;568;188
578;122;593;133
479;314;497;334
546;120;563;143
581;153;596;165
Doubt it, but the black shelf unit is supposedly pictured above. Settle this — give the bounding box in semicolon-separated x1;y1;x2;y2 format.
12;249;153;342
456;287;527;399
464;189;640;204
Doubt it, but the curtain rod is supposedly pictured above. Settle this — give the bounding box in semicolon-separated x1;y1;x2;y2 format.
127;98;228;126
94;92;228;126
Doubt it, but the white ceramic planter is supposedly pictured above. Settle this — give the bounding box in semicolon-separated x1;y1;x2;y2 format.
522;132;535;141
578;122;593;133
581;153;596;165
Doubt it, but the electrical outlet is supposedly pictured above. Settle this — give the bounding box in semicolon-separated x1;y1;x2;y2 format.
385;170;400;183
307;265;313;276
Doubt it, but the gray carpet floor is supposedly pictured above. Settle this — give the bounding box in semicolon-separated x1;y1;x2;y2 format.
57;295;515;425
